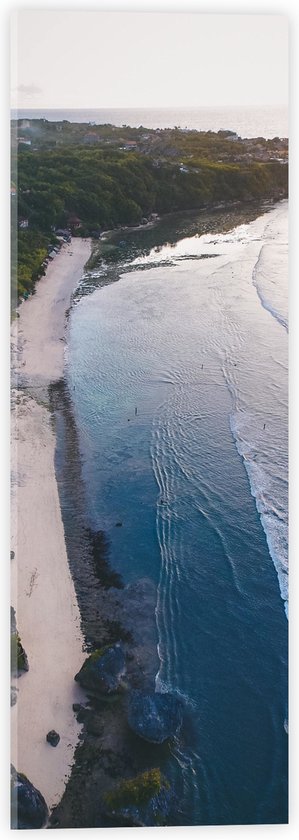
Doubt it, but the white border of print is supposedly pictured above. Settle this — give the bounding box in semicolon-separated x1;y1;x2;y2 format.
1;1;297;838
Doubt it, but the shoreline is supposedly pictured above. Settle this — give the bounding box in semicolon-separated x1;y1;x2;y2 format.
47;379;160;828
92;196;279;242
10;237;92;811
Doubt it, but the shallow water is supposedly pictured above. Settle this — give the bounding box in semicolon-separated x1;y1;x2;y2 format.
67;201;288;825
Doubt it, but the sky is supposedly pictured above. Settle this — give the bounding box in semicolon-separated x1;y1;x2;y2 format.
11;10;288;110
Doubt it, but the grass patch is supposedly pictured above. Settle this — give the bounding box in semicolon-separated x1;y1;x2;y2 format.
11;632;28;673
103;768;168;810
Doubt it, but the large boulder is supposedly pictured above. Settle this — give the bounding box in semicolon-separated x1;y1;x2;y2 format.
74;643;126;695
102;768;172;826
46;730;60;747
10;765;48;829
127;690;183;743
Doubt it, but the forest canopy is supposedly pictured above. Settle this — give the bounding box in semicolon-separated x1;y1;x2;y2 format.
12;122;288;300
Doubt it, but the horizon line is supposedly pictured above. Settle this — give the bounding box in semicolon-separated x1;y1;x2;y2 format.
11;104;288;111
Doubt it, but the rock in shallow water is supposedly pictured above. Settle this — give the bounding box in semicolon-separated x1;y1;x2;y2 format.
74;643;126;695
10;765;48;829
102;768;172;826
127;690;184;743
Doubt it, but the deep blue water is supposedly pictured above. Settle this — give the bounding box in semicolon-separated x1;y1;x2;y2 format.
66;202;288;825
12;106;288;139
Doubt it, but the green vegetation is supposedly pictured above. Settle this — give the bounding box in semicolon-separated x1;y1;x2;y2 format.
103;768;168;810
13;229;53;301
80;647;106;666
11;631;28;674
11;120;288;302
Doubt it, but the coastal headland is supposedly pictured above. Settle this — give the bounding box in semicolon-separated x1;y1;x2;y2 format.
12;118;288;303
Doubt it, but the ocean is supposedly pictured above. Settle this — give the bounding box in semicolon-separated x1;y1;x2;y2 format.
60;199;288;825
12;106;288;140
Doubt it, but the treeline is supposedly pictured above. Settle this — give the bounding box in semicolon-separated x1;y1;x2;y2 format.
15;145;288;299
12;229;57;301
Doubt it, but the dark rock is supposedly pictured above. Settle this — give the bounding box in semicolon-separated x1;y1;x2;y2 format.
11;550;15;560
11;606;17;634
127;690;183;743
117;578;159;686
74;705;89;724
74;643;126;695
72;703;84;713
46;730;60;747
115;522;123;527
85;712;104;737
85;527;123;589
11;686;18;706
10;764;48;829
102;768;172;827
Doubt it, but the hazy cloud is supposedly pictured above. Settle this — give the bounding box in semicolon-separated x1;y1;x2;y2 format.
16;83;42;96
12;12;288;109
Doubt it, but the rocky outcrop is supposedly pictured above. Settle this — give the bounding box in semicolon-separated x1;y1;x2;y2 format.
11;686;18;707
74;643;126;695
127;690;183;743
46;730;60;747
102;768;172;826
11;765;48;829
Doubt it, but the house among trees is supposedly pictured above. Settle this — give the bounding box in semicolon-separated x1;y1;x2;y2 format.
67;214;82;231
18;218;29;229
120;140;138;151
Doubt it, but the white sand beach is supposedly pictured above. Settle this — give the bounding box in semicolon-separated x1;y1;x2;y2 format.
11;238;92;810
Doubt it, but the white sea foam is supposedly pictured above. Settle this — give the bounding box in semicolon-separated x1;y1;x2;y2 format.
155;673;198;709
216;203;289;619
229;411;288;617
252;244;288;332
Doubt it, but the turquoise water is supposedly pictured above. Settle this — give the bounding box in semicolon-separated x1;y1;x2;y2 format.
67;202;288;824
